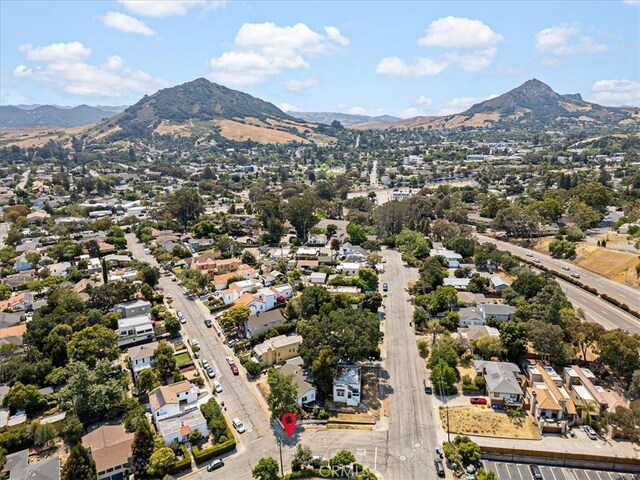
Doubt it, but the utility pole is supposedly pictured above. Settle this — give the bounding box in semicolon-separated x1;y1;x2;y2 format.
277;438;284;477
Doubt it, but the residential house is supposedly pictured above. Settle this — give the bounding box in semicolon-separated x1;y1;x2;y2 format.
148;380;199;422
342;244;368;261
0;312;23;328
444;278;471;290
333;363;361;407
156;408;208;446
115;299;152;319
457;325;500;342
252;334;302;367
525;363;576;430
245;309;287;339
2;449;60;480
0;323;27;349
337;262;361;276
490;276;511;292
474;360;524;408
430;243;463;268
184;252;221;271
233;293;267;315
458;304;516;327
47;261;71;278
26;211;51;224
13;258;33;273
563;366;627;421
128;341;159;379
0;292;32;312
117;315;154;347
259;273;276;287
307;233;327;245
296;247;320;260
310;272;327;285
82;424;133;480
279;357;316;406
104;254;132;267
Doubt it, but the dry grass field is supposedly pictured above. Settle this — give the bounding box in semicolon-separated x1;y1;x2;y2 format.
441;406;541;439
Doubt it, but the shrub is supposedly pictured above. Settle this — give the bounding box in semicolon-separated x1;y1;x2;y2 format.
170;444;192;474
191;439;236;464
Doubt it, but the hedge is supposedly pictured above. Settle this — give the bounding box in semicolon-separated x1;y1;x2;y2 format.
170;444;192;474
282;468;377;480
191;437;236;464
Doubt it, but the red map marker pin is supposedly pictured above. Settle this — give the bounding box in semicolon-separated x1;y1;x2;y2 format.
281;412;298;437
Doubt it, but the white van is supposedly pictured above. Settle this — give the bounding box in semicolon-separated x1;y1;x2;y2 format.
232;417;246;433
213;380;223;393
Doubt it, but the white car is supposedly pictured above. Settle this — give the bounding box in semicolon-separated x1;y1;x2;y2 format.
526;252;533;257
584;425;598;440
191;338;199;348
226;356;235;365
144;248;151;255
202;360;210;370
533;258;541;263
232;417;246;433
213;380;223;393
562;265;570;271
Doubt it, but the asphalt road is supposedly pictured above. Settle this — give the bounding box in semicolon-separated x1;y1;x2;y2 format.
475;234;640;314
482;460;639;480
379;247;442;480
0;222;7;249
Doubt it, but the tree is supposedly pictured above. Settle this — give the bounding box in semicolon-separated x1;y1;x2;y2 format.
267;369;302;420
220;305;251;333
137;368;160;394
32;422;56;448
606;406;639;442
252;457;280;480
443;435;481;467
528;320;572;366
139;264;160;287
61;413;84;445
598;329;640;383
474;335;504;360
440;311;460;331
500;321;528;360
2;382;45;415
153;342;177;380
132;420;155;476
164;314;181;337
361;291;382;313
475;468;499;480
468;274;489;293
428;342;458;369
330;449;356;466
166;188;204;226
68;325;119;368
298;286;331;318
242;250;257;266
310;348;338;401
346;222;367;245
148;447;176;477
567;200;599;230
629;370;640;398
286;192;319;239
417;341;429;358
567;319;605;361
430;360;457;395
292;444;313;470
357;267;379;291
62;444;97;480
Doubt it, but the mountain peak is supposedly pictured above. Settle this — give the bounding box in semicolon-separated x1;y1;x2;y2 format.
519;78;553;92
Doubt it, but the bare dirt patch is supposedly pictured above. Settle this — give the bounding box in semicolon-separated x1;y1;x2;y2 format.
574;243;640;287
441;406;541;439
216;119;310;144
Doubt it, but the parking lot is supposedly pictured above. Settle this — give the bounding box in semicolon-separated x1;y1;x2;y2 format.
482;460;639;480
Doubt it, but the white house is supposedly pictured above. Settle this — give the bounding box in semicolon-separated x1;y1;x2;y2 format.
156;408;208;446
117;315;154;347
337;262;361;276
430;244;463;268
148;381;199;422
333;363;361;407
128;341;158;379
280;357;316;406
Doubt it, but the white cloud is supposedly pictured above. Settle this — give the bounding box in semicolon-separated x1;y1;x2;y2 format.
418;16;503;49
535;24;608;65
415;95;432;106
117;0;225;17
101;11;155;36
14;41;166;99
377;17;502;78
284;78;319;91
348;106;388;117
324;26;350;46
278;102;301;112
590;79;640;106
623;0;640;5
208;22;349;87
18;42;91;63
376;56;448;78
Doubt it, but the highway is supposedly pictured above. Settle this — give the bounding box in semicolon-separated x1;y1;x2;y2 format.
475;234;640;313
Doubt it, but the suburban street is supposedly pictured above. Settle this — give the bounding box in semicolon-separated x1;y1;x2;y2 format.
125;233;445;479
475;233;640;313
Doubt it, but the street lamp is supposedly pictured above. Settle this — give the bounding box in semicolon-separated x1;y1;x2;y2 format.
276;438;284;477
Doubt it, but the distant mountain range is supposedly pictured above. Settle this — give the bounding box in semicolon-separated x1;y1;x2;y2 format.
0;104;126;128
353;79;639;130
289;111;401;127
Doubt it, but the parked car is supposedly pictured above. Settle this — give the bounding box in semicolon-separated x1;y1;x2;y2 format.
226;356;235;365
144;248;151;255
584;425;598;440
204;319;212;328
434;459;445;477
230;363;239;375
213;380;223;393
191;338;199;348
424;379;432;395
207;459;224;471
232;418;246;433
382;282;389;292
206;367;216;379
176;310;184;319
529;464;543;480
202;360;210;370
470;397;487;405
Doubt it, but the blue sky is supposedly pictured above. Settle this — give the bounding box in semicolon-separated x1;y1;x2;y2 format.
1;0;639;117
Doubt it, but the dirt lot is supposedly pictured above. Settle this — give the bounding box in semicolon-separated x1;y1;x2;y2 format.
534;239;640;287
441;406;541;439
